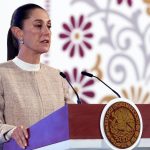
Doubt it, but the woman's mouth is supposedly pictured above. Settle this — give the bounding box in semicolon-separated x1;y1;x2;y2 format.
40;39;49;43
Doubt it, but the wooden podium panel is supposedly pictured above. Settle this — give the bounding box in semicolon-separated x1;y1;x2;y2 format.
3;104;150;150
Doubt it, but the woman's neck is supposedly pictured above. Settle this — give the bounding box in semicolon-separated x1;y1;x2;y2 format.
18;49;40;64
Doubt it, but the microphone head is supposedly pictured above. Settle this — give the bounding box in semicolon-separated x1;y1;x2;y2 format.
81;71;93;77
60;72;66;78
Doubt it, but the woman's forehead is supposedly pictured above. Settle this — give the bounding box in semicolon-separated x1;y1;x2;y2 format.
29;8;50;21
28;17;51;23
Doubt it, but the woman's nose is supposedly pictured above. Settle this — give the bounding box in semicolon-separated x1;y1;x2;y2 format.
42;25;50;35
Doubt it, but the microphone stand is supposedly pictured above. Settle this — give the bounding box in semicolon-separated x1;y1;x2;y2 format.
60;72;82;104
81;71;121;98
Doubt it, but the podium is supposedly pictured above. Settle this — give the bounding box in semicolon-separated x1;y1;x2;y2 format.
3;104;150;150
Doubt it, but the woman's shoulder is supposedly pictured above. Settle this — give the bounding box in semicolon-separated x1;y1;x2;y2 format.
0;60;14;69
0;61;15;77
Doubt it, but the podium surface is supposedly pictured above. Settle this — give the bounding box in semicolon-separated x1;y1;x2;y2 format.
3;104;150;150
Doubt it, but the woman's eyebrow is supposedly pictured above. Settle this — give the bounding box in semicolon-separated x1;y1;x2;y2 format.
33;19;51;23
33;19;42;23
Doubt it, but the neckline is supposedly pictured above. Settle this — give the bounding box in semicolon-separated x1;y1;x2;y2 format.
10;60;45;73
12;57;41;72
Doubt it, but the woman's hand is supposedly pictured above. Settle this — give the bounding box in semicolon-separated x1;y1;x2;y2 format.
11;125;28;149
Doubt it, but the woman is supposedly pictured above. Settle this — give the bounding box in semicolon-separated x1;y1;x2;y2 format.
0;3;71;149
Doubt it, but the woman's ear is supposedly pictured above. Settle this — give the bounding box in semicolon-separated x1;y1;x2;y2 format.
11;26;23;40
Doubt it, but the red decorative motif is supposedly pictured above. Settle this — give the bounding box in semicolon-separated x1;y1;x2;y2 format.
117;0;133;6
64;68;95;103
59;15;94;57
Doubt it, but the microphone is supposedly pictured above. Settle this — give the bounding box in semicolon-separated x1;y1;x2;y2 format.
81;71;121;98
60;72;82;104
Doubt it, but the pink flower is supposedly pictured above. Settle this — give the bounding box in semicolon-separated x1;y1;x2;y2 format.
59;15;93;57
64;68;95;103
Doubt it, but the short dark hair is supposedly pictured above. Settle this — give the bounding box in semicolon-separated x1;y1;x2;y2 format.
7;3;45;60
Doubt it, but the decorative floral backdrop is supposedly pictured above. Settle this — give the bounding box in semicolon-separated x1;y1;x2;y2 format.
1;0;149;104
43;0;150;104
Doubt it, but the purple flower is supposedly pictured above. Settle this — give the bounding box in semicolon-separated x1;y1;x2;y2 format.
59;15;93;57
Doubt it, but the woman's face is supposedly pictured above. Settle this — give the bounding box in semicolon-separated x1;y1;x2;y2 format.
21;8;51;55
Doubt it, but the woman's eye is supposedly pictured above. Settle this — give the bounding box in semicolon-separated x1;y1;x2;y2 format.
47;25;51;29
35;24;42;28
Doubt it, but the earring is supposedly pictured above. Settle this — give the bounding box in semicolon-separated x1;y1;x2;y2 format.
19;38;24;44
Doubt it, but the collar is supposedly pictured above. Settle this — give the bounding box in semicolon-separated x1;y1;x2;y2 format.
12;57;40;71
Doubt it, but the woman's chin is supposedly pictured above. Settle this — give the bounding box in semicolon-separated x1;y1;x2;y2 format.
39;48;50;54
